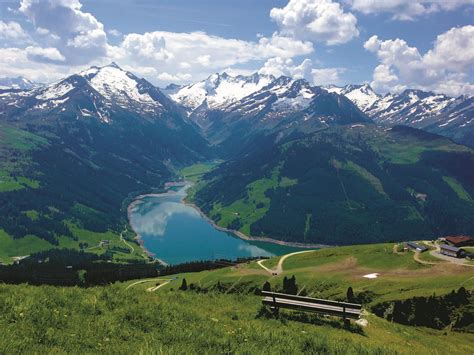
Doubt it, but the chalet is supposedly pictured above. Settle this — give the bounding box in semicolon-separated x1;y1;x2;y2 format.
99;240;110;247
406;242;428;252
440;244;464;258
445;236;474;247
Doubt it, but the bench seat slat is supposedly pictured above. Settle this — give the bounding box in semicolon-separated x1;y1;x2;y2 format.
261;291;362;310
263;297;361;314
263;300;360;319
263;297;361;315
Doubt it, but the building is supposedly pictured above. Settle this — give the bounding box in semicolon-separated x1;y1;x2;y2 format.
445;236;474;247
406;242;428;252
440;244;464;258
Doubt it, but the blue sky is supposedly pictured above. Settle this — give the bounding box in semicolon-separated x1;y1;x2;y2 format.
0;0;473;96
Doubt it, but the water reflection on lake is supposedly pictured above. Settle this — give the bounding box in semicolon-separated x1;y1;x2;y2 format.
129;184;301;265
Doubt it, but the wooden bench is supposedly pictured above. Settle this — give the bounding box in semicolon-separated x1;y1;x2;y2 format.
261;291;362;321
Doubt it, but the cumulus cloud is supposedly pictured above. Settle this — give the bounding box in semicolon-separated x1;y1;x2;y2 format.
111;31;314;84
25;46;65;63
364;25;474;96
0;47;79;82
0;21;30;42
19;0;108;64
270;0;359;45
258;57;313;81
312;67;346;85
348;0;474;20
258;57;346;86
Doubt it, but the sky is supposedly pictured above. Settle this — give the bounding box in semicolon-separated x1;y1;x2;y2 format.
0;0;473;96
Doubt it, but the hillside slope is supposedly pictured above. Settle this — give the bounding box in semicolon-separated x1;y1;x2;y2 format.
0;65;210;262
193;125;474;245
0;243;472;353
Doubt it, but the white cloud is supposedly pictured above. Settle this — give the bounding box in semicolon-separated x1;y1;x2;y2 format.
107;29;122;37
0;21;30;42
312;67;346;85
270;0;359;45
111;31;314;84
0;47;80;82
19;0;108;64
364;25;474;96
258;57;313;81
258;57;346;86
25;46;66;63
349;0;474;20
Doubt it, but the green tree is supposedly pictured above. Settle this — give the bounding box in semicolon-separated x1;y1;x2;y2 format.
347;287;354;303
179;278;188;291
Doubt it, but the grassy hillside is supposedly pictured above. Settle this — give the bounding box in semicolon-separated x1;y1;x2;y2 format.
0;122;162;263
0;243;472;353
193;125;474;245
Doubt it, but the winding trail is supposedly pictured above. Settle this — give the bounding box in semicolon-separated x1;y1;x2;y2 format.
120;229;135;254
125;278;172;290
146;280;172;292
257;250;316;276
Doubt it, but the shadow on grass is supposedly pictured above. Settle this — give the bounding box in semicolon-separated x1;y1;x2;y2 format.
256;306;365;335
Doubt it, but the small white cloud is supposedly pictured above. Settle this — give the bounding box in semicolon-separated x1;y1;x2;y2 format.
312;67;346;85
107;29;122;37
270;0;359;45
259;57;313;82
25;46;66;63
349;0;474;21
0;21;30;42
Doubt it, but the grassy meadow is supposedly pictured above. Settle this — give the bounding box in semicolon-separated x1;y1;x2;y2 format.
1;243;473;353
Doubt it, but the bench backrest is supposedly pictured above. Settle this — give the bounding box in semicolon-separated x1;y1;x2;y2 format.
261;291;362;310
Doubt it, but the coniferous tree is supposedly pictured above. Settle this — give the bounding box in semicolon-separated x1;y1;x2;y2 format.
179;278;188;291
263;281;271;292
347;287;355;302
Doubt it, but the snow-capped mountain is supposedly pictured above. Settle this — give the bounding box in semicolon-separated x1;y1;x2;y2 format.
325;84;380;112
164;72;275;113
224;76;317;118
201;76;370;148
0;76;40;90
0;63;178;124
325;84;473;147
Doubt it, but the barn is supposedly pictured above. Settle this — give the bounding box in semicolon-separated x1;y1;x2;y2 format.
406;242;428;252
440;244;464;258
445;236;474;247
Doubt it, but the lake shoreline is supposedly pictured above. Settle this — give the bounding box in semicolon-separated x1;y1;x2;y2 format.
127;180;332;256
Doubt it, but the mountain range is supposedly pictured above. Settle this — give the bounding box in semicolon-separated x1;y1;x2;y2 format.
0;63;473;256
165;73;473;148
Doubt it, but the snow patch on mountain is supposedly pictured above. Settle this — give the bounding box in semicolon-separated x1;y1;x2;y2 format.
167;72;275;111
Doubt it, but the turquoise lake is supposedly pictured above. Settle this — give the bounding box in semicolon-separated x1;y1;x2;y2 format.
128;184;301;265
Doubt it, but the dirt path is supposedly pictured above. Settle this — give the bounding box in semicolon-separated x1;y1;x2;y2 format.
120;229;135;254
413;251;437;265
257;250;315;275
125;278;172;290
146;280;172;292
429;250;474;267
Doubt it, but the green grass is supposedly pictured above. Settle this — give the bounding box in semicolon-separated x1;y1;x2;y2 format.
443;176;472;201
0;229;52;264
23;210;39;221
343;160;387;196
180;162;220;182
0;124;48;151
1;243;473;353
368;128;472;165
210;165;297;235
